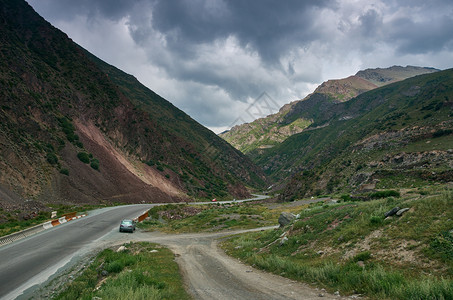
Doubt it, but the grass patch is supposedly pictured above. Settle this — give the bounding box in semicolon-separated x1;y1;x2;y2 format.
54;242;190;300
0;211;49;237
222;186;453;299
369;190;401;199
139;201;306;233
0;203;126;237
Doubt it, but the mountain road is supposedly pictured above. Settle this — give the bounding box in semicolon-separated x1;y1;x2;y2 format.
0;195;346;299
0;204;153;300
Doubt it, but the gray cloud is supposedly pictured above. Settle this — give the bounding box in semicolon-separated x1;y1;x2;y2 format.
149;0;331;63
27;0;453;132
389;15;453;54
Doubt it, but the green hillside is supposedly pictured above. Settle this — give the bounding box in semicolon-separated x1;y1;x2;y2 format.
220;66;437;155
252;69;453;200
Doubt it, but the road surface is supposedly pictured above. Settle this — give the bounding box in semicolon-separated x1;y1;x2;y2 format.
0;194;267;299
126;229;347;300
0;204;152;300
0;195;346;300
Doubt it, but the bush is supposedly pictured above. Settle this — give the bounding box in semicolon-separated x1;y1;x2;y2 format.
353;251;372;262
90;159;99;170
60;168;69;175
433;129;452;138
340;194;352;202
429;231;453;262
46;153;58;165
369;190;400;199
77;152;90;164
157;165;164;172
369;215;382;225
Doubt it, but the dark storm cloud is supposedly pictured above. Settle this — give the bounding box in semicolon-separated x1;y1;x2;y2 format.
29;0;453;63
388;15;453;54
28;0;141;21
148;0;332;63
27;0;453;130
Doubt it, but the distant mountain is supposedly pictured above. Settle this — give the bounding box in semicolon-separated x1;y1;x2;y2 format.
0;0;266;216
356;65;439;87
254;69;453;200
220;66;438;154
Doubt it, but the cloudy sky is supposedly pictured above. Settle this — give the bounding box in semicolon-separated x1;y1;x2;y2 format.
27;0;453;133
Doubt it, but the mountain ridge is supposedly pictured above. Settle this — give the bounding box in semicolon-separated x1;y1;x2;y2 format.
0;0;266;218
255;69;453;200
220;66;438;154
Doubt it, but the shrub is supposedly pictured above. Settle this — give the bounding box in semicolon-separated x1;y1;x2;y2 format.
340;194;352;202
90;159;99;170
46;153;58;165
369;190;400;199
433;129;452;138
369;215;382;225
429;231;453;262
77;152;90;164
59;168;69;175
157;165;164;172
353;251;372;262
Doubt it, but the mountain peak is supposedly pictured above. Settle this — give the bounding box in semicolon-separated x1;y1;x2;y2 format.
220;65;439;154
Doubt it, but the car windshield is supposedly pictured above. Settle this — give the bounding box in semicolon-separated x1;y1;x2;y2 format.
121;220;133;225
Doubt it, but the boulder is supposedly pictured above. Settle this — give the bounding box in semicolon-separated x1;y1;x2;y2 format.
280;236;288;246
116;245;126;252
396;208;410;216
278;212;296;227
384;207;400;217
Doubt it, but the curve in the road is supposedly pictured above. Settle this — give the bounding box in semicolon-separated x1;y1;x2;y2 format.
0;204;152;300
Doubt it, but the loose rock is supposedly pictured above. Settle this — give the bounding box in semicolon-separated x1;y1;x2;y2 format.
280;236;288;246
116;245;126;252
278;212;296;227
384;207;400;217
396;208;410;216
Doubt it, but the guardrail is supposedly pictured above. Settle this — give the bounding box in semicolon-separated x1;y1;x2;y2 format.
0;223;45;246
1;208;149;247
133;210;149;223
0;213;87;247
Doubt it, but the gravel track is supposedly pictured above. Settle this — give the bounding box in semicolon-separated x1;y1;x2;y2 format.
126;228;348;300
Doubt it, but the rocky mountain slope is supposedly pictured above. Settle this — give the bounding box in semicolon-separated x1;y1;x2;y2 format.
220;66;437;154
0;0;266;217
254;69;453;200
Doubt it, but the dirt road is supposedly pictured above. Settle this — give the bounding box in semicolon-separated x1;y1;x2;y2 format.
128;228;348;300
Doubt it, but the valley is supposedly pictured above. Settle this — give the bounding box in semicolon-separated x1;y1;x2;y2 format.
0;0;452;299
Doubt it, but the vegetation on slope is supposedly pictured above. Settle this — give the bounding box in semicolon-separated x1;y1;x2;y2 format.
220;66;437;155
55;242;190;300
0;0;266;220
252;69;453;200
138;200;301;233
222;186;453;299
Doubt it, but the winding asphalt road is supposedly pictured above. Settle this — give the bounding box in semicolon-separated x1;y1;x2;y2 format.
0;204;152;300
0;194;269;299
0;195;341;300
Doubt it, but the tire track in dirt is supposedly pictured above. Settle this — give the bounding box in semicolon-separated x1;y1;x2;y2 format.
130;228;349;300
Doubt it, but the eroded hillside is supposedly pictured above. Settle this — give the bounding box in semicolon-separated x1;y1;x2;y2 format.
0;0;267;217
